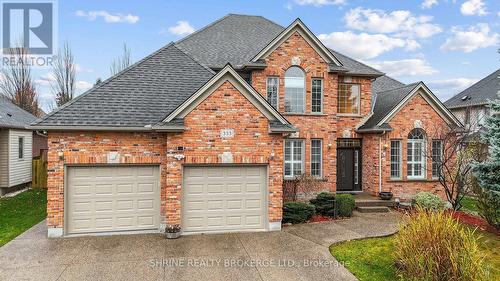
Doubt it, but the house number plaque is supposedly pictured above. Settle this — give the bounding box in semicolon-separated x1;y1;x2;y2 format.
220;129;235;138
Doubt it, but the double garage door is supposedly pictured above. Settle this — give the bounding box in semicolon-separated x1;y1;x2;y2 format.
66;165;267;235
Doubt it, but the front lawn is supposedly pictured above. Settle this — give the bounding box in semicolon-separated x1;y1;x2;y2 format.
330;226;499;281
0;189;47;247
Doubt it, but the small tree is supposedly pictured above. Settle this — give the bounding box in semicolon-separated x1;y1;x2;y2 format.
284;174;324;202
110;43;131;76
51;41;76;107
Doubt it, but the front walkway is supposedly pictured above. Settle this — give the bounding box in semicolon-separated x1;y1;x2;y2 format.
0;211;401;281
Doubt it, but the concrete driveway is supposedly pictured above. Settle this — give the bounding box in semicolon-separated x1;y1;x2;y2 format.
0;212;400;281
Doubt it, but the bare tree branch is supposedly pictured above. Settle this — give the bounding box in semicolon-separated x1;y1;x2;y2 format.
110;43;131;76
51;41;76;107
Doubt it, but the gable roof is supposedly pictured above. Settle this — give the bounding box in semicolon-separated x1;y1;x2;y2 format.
358;81;461;132
175;14;383;76
444;68;500;109
0;96;37;129
161;64;295;132
32;44;215;130
251;18;342;66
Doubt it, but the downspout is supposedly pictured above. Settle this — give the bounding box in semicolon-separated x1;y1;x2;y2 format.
378;132;386;194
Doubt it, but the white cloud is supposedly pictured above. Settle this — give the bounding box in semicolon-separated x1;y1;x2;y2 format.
318;31;420;60
421;0;438;9
294;0;346;6
441;23;499;52
76;81;93;91
366;59;438;76
460;0;488;16
164;21;195;36
344;7;442;38
35;72;56;87
75;64;93;73
75;10;139;24
427;78;479;100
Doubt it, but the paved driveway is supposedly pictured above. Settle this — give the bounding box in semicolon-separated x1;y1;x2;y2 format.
0;212;400;281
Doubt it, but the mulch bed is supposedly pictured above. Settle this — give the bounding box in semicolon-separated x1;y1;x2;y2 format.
308;214;337;223
451;211;500;235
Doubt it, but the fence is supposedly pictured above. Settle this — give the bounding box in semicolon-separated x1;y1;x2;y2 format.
32;156;48;188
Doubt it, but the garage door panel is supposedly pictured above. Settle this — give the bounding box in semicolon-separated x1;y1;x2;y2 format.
183;166;267;234
67;166;160;235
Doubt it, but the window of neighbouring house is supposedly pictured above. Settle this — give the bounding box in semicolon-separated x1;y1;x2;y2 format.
464;108;471;125
390;140;402;179
311;139;322;178
18;137;24;159
311;79;323;113
432;140;443;179
266;77;279;109
284;139;304;178
338;83;360;114
284;66;305;113
407;129;426;179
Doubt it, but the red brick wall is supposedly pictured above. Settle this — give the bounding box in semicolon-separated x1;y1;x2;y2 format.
32;132;48;158
363;92;449;200
46;80;284;229
251;31;372;192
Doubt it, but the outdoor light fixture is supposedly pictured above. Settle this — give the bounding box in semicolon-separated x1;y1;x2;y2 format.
57;151;64;160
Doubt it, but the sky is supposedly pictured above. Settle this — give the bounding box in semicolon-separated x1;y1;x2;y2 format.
25;0;500;111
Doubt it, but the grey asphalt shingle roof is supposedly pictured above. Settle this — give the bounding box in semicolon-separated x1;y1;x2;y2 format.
444;68;500;109
358;82;420;131
0;96;37;129
175;14;383;76
34;44;214;127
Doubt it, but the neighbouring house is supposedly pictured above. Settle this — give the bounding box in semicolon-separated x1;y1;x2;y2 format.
0;96;48;195
31;15;462;238
444;68;499;133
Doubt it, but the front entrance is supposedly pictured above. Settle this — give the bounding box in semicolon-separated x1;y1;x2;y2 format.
336;139;362;192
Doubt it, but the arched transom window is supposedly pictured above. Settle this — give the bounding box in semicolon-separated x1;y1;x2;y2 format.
284;66;305;113
407;128;426;179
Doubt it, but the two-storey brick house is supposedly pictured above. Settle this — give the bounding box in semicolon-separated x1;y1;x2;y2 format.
32;14;461;237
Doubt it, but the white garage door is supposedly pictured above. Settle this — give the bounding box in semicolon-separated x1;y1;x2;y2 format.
182;166;267;234
66;166;160;235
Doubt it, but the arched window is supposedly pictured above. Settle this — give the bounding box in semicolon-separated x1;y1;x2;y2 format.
284;66;305;113
407;128;426;179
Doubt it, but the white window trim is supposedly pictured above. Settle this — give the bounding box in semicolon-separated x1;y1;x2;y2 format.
284;139;305;179
311;78;323;114
18;136;24;159
310;139;322;178
284;67;306;114
407;139;426;180
432;140;443;179
390;140;402;180
266;76;279;109
338;83;361;116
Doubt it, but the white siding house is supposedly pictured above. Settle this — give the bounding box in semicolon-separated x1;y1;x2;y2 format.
0;96;39;195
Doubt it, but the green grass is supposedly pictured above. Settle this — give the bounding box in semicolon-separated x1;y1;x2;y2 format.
330;226;499;281
461;196;480;214
0;189;47;247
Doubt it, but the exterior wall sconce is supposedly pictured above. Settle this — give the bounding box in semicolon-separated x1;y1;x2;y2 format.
57;151;64;161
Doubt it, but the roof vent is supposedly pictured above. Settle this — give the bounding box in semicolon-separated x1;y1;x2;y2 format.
7;113;12;117
461;95;469;101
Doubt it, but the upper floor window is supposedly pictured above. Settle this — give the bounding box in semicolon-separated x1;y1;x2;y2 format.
407;129;426;179
18;137;24;159
311;79;323;113
284;66;305;113
338;83;360;115
266;77;279;109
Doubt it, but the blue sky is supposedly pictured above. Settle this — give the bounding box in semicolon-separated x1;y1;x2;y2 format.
32;0;499;111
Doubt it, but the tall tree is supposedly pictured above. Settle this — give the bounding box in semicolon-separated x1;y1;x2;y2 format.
0;45;40;116
110;43;131;76
52;41;76;107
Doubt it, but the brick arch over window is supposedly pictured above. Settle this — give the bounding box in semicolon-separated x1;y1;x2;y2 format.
284;66;305;113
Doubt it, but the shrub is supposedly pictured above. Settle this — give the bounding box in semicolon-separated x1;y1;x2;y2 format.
336;194;355;217
282;202;315;224
394;209;488;281
414;192;445;211
310;192;336;217
476;189;500;229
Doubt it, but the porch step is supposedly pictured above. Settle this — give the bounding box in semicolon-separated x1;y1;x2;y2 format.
355;199;395;207
357;206;390;213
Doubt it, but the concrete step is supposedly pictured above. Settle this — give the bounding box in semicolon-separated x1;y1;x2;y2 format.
355;199;395;207
357;206;390;213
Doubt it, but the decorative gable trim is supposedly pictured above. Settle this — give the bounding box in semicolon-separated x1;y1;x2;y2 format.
162;64;293;127
250;18;342;66
377;82;462;127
